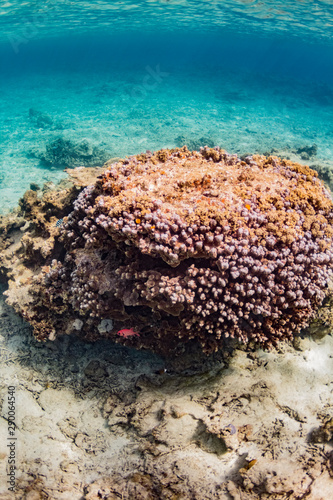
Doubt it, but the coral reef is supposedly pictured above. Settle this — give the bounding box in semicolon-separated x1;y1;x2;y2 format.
1;146;333;355
29;137;111;169
0;165;104;307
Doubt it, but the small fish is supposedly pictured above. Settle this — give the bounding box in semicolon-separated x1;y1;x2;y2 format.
55;218;64;227
155;368;168;375
117;328;139;338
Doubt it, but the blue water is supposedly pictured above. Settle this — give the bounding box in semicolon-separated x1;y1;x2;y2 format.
0;1;333;212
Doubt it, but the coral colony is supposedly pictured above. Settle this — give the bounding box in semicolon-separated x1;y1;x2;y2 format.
5;147;333;354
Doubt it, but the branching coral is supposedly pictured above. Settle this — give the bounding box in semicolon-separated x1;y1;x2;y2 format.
20;146;333;355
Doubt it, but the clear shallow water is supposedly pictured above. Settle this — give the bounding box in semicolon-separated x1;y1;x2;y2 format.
0;1;333;212
1;5;333;495
1;0;333;42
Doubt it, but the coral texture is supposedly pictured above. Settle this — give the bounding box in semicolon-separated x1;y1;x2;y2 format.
13;146;332;355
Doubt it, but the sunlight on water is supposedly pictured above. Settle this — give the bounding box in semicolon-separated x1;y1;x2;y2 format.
0;0;333;43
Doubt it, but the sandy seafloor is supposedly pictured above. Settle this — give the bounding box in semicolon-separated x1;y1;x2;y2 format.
1;30;333;499
0;282;333;498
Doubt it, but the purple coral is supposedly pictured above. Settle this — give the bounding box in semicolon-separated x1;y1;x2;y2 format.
34;147;333;354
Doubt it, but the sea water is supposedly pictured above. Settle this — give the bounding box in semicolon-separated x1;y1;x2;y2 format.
1;2;333;497
0;0;332;213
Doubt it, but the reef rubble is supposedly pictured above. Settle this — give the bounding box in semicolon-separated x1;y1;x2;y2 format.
1;146;333;356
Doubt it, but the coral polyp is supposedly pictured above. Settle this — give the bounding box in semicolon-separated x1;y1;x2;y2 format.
2;147;333;355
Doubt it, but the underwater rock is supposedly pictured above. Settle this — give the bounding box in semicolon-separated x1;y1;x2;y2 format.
264;144;318;162
310;416;333;444
309;161;333;193
28;107;64;130
295;143;318;161
1;147;333;355
31;137;111;169
175;134;217;151
305;281;333;339
29;182;41;192
29;107;53;129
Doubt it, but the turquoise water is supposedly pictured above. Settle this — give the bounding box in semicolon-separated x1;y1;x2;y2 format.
1;4;333;495
0;1;333;212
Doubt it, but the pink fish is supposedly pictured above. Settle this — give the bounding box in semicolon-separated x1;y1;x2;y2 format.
117;328;139;338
